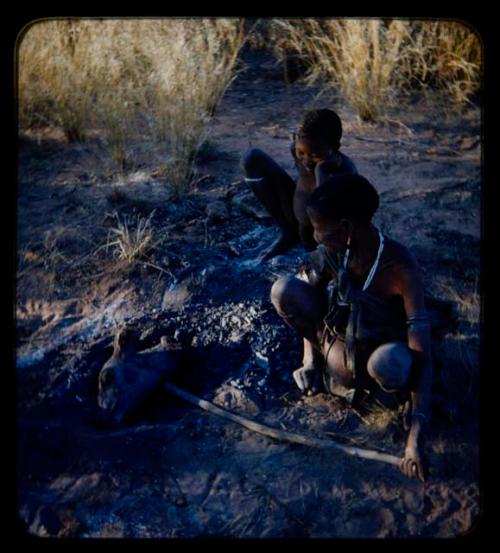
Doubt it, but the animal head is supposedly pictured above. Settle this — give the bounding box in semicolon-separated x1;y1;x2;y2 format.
97;361;159;426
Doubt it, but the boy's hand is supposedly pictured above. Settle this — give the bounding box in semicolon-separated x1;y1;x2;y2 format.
314;155;341;179
314;155;342;186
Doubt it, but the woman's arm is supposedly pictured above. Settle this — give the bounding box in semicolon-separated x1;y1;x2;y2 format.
399;262;433;481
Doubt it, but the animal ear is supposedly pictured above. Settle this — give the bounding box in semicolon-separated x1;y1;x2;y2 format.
101;368;115;385
117;326;140;348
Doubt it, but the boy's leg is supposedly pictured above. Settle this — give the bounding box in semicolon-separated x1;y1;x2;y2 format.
241;148;300;260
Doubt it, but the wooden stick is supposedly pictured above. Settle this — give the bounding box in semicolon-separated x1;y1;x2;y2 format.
163;381;402;468
353;135;415;147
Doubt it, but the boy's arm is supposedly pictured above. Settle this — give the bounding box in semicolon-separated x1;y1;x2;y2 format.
399;262;433;482
314;155;343;186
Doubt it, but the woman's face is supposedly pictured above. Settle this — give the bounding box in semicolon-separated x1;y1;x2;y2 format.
295;138;334;174
308;209;349;253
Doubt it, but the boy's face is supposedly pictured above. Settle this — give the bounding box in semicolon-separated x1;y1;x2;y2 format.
295;138;335;174
308;209;349;254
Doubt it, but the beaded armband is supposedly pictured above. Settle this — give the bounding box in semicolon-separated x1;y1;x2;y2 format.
406;315;430;330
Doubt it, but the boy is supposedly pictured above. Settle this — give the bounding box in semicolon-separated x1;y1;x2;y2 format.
270;174;435;481
242;109;357;262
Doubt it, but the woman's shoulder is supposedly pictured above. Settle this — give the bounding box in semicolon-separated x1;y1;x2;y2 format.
380;235;420;273
371;235;423;299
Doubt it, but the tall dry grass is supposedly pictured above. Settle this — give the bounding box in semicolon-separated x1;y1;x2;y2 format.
265;19;482;121
18;18;247;194
405;20;482;107
17;20;96;140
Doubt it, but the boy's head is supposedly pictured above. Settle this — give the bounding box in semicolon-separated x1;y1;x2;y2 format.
306;174;379;251
297;109;343;151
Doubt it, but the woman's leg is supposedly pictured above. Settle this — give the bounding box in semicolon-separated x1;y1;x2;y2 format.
241;148;300;260
271;276;327;394
366;342;412;393
323;339;357;390
323;341;412;389
322;340;412;407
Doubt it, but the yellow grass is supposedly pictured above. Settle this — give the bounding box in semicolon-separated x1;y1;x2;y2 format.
18;18;247;195
265;18;482;121
407;20;482;107
106;210;156;264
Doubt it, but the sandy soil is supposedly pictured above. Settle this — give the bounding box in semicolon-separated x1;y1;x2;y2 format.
16;48;481;538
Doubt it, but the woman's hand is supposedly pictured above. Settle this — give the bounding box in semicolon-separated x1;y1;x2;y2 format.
292;365;322;396
400;442;426;482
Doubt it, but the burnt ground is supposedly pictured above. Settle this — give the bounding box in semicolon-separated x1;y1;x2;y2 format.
15;48;481;538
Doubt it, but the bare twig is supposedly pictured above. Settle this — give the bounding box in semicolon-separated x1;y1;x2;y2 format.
350;406;373;426
203;218;211;248
140;259;175;279
189;174;212;190
63;243;110;270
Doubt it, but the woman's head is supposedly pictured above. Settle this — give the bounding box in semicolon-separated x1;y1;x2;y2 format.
307;174;379;252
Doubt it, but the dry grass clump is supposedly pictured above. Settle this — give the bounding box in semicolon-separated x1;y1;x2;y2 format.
444;282;480;332
406;20;482;107
106;210;156;264
432;279;480;417
265;18;482;121
268;19;412;121
17;20;96;140
18;18;247;194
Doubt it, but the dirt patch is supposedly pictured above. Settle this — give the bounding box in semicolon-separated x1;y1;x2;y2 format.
16;48;481;538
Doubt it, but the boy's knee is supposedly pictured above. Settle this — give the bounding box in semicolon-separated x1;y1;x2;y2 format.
270;276;296;313
367;342;412;392
241;148;266;175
